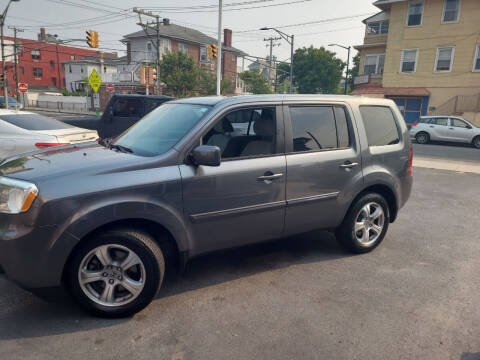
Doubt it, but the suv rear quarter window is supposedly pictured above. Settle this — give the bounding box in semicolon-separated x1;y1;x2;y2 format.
359;106;400;146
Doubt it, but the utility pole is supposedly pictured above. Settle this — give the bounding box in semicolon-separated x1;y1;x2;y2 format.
263;36;280;88
216;0;222;96
8;26;23;101
134;7;161;94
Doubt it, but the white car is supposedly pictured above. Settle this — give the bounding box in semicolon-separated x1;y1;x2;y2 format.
0;110;98;159
410;115;480;149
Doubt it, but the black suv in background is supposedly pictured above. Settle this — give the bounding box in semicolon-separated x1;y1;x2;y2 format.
63;94;173;139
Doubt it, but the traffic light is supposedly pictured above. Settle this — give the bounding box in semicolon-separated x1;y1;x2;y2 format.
207;45;213;60
151;67;157;82
140;66;147;85
211;44;218;59
86;30;99;48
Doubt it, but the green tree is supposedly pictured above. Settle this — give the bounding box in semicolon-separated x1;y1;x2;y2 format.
292;46;345;94
239;69;272;94
197;68;234;95
348;53;360;93
160;52;199;97
276;62;291;84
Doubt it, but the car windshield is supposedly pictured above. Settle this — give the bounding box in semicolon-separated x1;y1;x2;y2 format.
114;103;212;157
0;113;73;130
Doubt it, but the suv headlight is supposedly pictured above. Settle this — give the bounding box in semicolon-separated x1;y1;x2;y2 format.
0;177;38;214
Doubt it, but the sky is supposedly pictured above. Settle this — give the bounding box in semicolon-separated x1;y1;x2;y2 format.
2;0;379;66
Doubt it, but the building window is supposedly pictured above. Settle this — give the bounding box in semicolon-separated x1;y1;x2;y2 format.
147;42;152;51
51;77;57;87
442;0;460;23
20;66;24;74
69;65;72;73
70;55;75;60
200;46;208;62
49;60;55;69
160;38;171;58
232;54;236;62
81;66;84;73
363;54;385;75
178;42;189;54
407;1;424;26
33;67;43;78
400;49;418;73
366;20;389;35
104;66;107;73
473;45;480;72
31;49;41;60
435;47;455;72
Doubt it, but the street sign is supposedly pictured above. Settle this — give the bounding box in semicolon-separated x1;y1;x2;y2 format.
106;83;115;93
88;69;102;93
18;83;28;93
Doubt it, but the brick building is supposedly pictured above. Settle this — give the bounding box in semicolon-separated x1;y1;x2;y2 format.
0;29;116;95
121;20;246;93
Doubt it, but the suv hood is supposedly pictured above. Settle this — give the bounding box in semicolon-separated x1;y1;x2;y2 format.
0;143;142;182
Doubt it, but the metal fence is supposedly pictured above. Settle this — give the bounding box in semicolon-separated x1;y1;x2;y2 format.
26;100;90;113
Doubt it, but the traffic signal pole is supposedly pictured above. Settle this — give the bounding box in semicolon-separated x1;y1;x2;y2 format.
216;0;222;96
1;17;8;109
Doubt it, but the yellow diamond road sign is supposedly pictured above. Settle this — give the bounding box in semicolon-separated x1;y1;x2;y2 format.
88;69;102;93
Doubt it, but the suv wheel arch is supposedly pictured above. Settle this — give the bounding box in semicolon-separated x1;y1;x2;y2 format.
348;184;398;223
62;218;183;285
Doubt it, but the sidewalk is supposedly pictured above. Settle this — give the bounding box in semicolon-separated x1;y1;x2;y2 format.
414;156;480;174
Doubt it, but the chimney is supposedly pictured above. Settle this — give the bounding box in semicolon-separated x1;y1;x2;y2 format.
224;29;232;47
40;27;46;42
127;42;131;65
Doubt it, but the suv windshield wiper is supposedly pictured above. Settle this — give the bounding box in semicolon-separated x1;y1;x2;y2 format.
109;143;134;154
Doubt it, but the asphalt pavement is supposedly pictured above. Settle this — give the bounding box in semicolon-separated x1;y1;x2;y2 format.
0;167;479;360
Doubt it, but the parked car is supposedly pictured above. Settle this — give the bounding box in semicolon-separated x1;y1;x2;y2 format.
410;115;480;148
0;95;412;317
62;94;173;139
0;96;23;110
0;109;98;159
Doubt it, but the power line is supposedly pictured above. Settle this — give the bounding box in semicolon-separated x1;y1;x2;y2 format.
236;12;373;33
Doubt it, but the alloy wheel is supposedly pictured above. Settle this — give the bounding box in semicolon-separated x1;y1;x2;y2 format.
354;202;385;247
78;244;146;307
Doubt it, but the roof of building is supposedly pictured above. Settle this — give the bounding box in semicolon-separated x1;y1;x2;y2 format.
62;54;125;66
362;11;390;24
373;0;406;10
123;23;246;56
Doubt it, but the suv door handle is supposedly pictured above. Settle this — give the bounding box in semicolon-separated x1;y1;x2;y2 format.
339;161;359;169
429;125;434;128
257;173;283;181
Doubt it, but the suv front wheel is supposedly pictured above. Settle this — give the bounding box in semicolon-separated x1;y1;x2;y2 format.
415;132;429;144
67;228;165;318
336;193;390;254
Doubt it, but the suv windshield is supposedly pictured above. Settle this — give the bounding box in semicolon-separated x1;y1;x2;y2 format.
114;103;212;157
0;113;73;130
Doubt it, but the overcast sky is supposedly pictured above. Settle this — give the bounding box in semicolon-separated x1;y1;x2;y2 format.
2;0;378;65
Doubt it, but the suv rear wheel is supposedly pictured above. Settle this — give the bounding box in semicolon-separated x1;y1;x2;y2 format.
67;228;165;318
336;193;390;254
415;132;429;144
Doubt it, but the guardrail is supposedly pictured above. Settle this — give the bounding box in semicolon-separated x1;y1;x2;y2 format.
26;100;90;113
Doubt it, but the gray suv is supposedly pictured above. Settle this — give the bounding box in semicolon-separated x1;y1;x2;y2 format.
0;95;412;317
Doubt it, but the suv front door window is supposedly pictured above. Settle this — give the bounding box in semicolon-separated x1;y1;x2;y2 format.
181;106;286;254
450;118;473;142
104;97;144;138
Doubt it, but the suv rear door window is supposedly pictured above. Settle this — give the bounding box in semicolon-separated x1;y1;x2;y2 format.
289;106;350;152
359;106;400;146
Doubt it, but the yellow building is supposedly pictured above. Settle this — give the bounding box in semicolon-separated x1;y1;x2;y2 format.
352;0;480;125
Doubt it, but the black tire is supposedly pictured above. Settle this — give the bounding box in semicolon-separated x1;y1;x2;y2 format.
472;136;480;149
415;132;430;144
336;193;390;254
67;228;165;318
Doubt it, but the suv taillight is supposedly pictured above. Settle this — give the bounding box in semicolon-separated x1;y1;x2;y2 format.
411;122;419;127
408;147;413;176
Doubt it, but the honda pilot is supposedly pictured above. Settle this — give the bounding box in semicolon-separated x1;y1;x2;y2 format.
0;95;412;317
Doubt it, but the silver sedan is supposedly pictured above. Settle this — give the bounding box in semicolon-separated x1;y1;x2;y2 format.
0;110;98;159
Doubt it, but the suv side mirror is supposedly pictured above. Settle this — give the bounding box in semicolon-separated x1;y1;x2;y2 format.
466;125;472;129
191;145;221;167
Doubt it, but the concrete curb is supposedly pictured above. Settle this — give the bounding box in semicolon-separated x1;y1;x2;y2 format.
414;156;480;174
